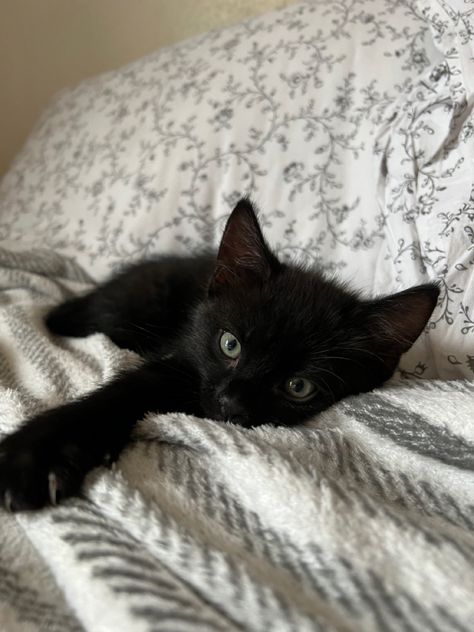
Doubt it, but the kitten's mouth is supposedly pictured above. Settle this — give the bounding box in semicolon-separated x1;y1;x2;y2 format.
200;397;253;427
222;414;252;427
212;408;266;428
200;382;260;427
208;408;252;427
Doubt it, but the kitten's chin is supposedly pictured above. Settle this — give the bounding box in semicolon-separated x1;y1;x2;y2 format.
200;402;251;427
199;393;257;428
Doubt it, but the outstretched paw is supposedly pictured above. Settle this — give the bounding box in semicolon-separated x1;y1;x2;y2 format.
0;422;88;511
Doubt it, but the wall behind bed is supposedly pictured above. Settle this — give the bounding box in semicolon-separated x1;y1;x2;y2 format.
0;0;296;177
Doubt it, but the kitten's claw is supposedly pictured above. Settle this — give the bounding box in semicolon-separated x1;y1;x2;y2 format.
48;472;58;506
104;452;117;471
4;490;13;512
0;421;88;510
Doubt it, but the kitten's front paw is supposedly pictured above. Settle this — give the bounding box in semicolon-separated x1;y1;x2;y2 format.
0;422;87;511
46;295;95;337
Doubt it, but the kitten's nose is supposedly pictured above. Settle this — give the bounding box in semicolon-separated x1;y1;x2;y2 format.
218;394;248;426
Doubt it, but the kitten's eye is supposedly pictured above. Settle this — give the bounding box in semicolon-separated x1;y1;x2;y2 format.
219;331;241;359
284;377;315;401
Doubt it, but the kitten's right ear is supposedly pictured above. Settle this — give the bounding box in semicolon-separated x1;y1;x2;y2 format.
209;198;280;296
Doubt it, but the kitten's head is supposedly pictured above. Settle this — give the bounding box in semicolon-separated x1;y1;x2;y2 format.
189;199;439;427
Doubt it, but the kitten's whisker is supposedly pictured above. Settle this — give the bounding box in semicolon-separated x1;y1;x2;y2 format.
121;322;166;343
315;375;337;404
337;347;387;365
313;365;346;385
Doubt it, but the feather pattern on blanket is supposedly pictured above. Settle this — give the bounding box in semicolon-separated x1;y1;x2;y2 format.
0;246;473;632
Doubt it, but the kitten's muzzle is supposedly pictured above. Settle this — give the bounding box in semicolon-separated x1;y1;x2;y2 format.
217;393;249;426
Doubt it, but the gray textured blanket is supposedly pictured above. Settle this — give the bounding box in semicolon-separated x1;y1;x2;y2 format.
0;246;473;632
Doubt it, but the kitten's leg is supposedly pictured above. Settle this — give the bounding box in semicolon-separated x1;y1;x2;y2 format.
45;259;204;353
46;288;164;353
45;264;152;343
0;356;199;511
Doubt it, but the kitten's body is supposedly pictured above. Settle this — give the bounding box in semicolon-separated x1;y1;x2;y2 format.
0;200;439;510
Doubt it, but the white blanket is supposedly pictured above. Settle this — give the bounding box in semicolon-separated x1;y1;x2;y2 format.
0;247;473;632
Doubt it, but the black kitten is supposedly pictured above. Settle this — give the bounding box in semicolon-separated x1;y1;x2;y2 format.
0;199;438;510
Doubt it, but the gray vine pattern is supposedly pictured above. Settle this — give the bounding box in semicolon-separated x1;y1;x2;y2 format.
0;0;472;379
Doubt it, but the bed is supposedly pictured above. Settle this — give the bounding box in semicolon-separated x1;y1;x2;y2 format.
0;1;473;630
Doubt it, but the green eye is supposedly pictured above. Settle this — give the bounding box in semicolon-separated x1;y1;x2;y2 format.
219;331;241;359
284;377;316;401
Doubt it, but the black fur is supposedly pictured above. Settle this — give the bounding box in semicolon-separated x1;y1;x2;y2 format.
0;199;439;510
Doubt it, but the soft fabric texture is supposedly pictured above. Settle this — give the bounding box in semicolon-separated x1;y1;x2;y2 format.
1;1;474;630
1;0;473;379
0;245;473;632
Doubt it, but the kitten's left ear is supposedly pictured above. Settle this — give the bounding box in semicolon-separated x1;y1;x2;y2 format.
361;283;439;371
209;198;281;296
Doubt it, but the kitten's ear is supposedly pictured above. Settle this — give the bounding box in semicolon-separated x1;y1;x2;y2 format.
209;198;280;296
361;283;439;370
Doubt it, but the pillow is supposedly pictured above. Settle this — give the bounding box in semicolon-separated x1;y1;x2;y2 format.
0;0;471;380
0;0;438;280
373;0;474;379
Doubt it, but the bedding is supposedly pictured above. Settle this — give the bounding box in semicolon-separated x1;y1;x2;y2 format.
0;245;473;631
2;0;473;381
0;0;474;630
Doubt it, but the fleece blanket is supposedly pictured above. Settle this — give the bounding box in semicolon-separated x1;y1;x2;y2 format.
0;246;473;632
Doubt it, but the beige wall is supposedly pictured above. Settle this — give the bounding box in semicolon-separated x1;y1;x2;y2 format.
0;0;296;176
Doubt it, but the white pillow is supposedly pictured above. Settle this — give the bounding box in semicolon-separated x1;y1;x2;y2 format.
0;0;438;281
0;0;472;380
373;0;474;379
